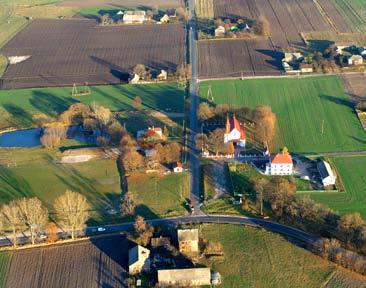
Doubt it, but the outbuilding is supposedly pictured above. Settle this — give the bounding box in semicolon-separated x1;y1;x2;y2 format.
158;268;211;286
129;245;150;274
348;55;363;66
317;160;336;187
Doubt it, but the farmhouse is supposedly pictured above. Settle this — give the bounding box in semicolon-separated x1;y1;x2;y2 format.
123;11;146;24
224;115;246;147
177;229;199;253
128;245;150;274
317;160;336;187
348;55;363;66
137;127;163;139
160;14;170;23
173;162;183;173
215;26;225;37
265;147;293;176
284;52;304;63
158;268;211;287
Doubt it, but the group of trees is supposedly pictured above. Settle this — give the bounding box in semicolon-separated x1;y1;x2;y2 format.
197;103;276;153
0;190;90;247
41;102;126;149
132;63;191;83
249;175;366;265
119;128;181;172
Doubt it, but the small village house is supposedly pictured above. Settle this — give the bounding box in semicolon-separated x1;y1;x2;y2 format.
317;160;336;187
158;268;211;287
123;11;146;24
300;63;313;73
224;115;246;148
265;147;293;176
215;25;225;37
284;52;303;63
348;55;363;66
129;245;150;274
137;127;163;139
173;162;183;173
130;73;140;84
177;229;199;253
160;14;170;23
157;69;168;81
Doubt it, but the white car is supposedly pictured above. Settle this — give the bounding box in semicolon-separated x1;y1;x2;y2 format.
97;227;106;232
39;234;47;240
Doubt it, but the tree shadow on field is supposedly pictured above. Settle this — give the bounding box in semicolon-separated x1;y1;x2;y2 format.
2;103;34;127
256;49;284;70
90;55;129;83
319;94;355;109
29;91;77;117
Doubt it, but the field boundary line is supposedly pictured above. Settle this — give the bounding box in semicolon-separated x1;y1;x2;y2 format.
312;0;338;31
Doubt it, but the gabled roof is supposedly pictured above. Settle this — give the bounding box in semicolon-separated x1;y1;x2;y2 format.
226;115;246;140
174;162;183;168
317;161;335;179
271;148;292;164
128;245;150;266
177;229;198;242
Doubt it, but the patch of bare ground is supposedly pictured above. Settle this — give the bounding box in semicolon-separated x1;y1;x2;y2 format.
58;0;182;8
341;73;366;101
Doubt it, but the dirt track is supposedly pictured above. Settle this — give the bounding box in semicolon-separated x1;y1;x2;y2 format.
0;20;185;89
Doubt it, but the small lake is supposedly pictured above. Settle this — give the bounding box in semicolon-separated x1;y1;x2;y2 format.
0;126;97;148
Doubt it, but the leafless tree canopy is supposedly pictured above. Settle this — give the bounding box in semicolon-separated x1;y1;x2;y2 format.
120;192;136;216
54;190;90;240
1;201;24;247
18;198;49;245
41;124;68;149
131;215;154;246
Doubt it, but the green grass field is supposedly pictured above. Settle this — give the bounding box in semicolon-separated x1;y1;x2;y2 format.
0;147;121;223
199;76;366;153
309;156;366;218
199;224;365;287
0;83;185;130
330;0;366;31
128;172;189;218
0;252;11;288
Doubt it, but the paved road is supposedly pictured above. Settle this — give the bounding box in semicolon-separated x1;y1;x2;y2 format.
0;214;318;247
187;0;201;214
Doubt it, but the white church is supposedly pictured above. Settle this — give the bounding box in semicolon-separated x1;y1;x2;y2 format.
224;115;246;148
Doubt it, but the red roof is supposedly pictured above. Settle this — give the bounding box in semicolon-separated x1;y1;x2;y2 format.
174;162;183;168
226;115;246;140
271;151;293;164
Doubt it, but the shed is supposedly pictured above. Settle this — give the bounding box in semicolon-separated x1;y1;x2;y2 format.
317;160;336;187
123;10;146;24
300;63;313;73
158;268;211;286
173;162;183;173
160;14;170;23
167;8;177;18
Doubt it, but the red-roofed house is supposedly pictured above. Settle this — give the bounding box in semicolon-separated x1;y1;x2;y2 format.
265;147;293;175
224;115;246;148
173;161;183;173
137;127;163;139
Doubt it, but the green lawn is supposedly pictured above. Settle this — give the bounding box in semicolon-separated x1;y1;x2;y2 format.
0;147;121;223
128;172;189;218
0;252;11;288
330;0;366;31
0;83;185;130
199;76;366;153
200;224;344;287
309;156;366;218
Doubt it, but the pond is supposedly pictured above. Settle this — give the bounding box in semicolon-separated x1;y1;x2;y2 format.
0;126;97;148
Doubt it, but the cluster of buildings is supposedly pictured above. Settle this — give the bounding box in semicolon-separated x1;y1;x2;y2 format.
128;228;221;287
116;8;177;24
282;52;313;74
336;44;366;66
214;23;251;37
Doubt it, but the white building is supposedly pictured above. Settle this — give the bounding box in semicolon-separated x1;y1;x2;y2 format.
158;268;211;287
173;162;183;173
348;55;363;66
224;115;246;148
265;147;293;176
128;245;150;274
215;25;225;37
317;160;336;187
123;11;146;24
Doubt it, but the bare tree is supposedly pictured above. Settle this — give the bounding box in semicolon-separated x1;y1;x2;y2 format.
198;103;214;120
1;201;24;248
177;63;191;81
41;124;68;149
18;198;49;245
54;190;90;240
253;105;276;150
121;192;136;216
132;215;154;246
91;103;112;129
254;15;271;36
176;6;188;21
107;121;125;145
133;64;150;79
207;128;225;156
195;133;208;152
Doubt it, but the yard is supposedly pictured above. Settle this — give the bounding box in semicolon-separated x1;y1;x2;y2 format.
0;83;185;130
200;224;366;287
309;156;366;218
0;147;121;224
199;76;366;153
128;172;189;218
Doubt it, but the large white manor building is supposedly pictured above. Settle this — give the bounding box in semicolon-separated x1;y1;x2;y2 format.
224;115;246;148
265;147;293;176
